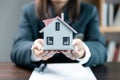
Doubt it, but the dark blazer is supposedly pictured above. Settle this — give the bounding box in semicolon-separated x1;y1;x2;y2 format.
11;2;107;70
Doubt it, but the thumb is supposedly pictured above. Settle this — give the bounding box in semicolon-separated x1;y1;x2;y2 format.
34;41;43;50
36;43;43;50
37;39;44;46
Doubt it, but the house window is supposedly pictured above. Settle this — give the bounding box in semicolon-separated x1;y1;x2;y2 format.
55;22;60;31
47;37;53;45
63;37;70;45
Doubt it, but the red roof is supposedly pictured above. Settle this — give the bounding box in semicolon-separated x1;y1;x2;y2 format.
43;18;55;26
43;16;60;26
40;17;77;34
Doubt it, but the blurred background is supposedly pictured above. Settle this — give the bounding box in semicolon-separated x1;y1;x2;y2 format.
0;0;32;62
0;0;120;62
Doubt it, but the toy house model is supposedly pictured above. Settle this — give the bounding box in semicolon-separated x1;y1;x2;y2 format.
39;13;77;50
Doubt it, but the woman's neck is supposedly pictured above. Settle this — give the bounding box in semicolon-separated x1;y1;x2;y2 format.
52;1;68;13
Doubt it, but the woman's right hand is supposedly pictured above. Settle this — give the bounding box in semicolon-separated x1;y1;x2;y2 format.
31;39;57;60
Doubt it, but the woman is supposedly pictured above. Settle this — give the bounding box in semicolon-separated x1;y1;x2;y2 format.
11;0;107;70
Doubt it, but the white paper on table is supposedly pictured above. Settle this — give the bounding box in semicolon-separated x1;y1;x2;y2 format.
29;63;97;80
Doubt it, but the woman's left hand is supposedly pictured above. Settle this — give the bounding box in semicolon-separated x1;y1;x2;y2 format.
61;39;86;60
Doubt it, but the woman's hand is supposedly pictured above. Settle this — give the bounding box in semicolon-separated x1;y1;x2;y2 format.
61;39;86;60
31;39;57;60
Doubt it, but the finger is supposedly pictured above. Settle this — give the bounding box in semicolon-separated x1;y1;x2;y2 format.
73;39;82;47
73;39;79;46
60;50;68;53
60;50;64;53
38;51;49;60
74;45;81;51
37;39;44;46
40;51;49;57
54;50;59;53
35;44;43;51
62;51;76;60
33;39;44;50
48;50;56;57
42;50;56;59
72;49;85;58
42;56;49;61
78;49;85;58
72;50;79;58
67;52;76;60
48;50;54;53
42;52;56;60
34;49;44;57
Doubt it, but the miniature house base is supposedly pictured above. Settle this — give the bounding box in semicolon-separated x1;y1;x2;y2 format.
43;46;74;50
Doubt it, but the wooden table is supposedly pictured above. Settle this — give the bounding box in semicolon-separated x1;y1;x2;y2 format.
0;62;31;80
92;62;120;80
0;62;120;80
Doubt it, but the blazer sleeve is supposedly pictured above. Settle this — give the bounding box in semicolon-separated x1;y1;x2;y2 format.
83;6;107;67
11;6;40;70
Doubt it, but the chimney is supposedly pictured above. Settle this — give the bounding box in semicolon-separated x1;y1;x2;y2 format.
61;13;64;21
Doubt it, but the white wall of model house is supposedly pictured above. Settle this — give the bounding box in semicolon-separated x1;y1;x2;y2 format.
42;18;75;50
